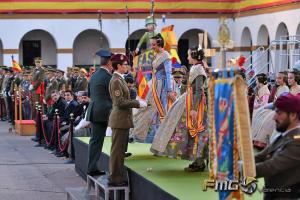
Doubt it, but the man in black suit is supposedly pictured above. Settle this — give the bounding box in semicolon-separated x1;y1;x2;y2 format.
60;90;78;125
38;90;67;149
86;49;113;176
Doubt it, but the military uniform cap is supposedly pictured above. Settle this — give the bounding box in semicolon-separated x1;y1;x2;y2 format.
73;67;80;71
58;69;65;74
95;49;113;58
172;71;183;78
111;54;128;62
23;70;31;75
34;57;42;61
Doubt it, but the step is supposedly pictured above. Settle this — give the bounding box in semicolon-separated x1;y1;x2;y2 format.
87;174;130;200
66;187;99;200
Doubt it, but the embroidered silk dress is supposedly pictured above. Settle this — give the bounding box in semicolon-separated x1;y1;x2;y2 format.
151;63;208;160
132;50;173;143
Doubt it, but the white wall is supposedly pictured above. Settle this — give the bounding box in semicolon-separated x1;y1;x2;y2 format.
73;29;109;66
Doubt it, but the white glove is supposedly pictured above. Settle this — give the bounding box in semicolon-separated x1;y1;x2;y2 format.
29;85;33;91
138;100;147;108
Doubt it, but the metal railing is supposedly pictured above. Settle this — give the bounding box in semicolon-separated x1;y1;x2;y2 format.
245;36;300;83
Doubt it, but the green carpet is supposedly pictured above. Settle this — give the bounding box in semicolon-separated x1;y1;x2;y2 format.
78;137;263;200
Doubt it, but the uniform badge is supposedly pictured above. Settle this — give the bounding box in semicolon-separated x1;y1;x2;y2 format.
114;90;120;97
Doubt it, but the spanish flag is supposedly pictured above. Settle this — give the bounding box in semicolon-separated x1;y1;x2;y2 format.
11;55;22;72
136;70;149;100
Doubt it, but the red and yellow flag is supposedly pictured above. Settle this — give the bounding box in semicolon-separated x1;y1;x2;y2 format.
11;55;22;72
136;70;149;100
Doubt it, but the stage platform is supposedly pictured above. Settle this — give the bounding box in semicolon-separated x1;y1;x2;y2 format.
74;137;263;200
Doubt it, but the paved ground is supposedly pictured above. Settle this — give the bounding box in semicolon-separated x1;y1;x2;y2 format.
0;121;85;200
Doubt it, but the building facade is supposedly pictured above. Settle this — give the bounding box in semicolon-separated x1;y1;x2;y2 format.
0;1;299;73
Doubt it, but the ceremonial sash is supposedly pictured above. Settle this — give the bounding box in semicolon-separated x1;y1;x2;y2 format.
152;75;174;121
185;82;205;138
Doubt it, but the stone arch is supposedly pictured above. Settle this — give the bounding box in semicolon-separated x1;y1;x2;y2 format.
275;22;289;71
73;29;109;67
240;27;252;68
257;25;270;73
178;29;212;67
19;29;57;67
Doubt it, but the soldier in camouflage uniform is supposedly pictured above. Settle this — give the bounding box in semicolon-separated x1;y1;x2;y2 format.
56;69;66;92
74;68;88;93
44;68;59;109
30;57;45;112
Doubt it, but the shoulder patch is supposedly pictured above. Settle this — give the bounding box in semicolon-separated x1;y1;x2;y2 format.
114;90;120;97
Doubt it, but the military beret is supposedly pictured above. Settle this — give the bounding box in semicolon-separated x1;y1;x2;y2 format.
47;67;56;73
265;92;300;112
274;93;300;113
111;54;128;63
95;49;113;58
